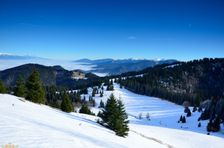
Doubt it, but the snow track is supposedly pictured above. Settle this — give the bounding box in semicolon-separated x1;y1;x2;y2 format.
130;130;175;148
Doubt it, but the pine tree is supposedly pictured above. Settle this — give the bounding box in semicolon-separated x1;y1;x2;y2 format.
179;115;183;122
192;106;197;112
107;84;114;91
26;69;45;104
182;116;186;123
99;99;105;108
79;104;91;115
186;110;191;117
115;100;129;136
101;94;129;137
100;91;104;97
92;87;97;97
0;80;6;93
61;92;74;112
198;122;201;127
14;75;27;97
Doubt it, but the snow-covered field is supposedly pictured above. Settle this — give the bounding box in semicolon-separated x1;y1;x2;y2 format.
0;84;224;148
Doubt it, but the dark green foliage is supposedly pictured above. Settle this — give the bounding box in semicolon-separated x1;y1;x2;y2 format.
26;69;45;104
182;116;186;123
115;100;129;136
207;116;221;132
61;92;74;112
80;88;88;94
79;104;92;115
187;111;191;117
100;91;104;97
101;94;129;137
185;107;191;117
119;58;224;107
88;96;96;107
192;106;197;112
14;75;27;97
97;111;103;118
99;99;105;108
107;85;114;91
0;80;6;93
92;87;97;97
198;107;202;112
179;115;183;123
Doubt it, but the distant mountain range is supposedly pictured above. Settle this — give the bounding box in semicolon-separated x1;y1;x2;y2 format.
74;58;178;75
0;54;178;76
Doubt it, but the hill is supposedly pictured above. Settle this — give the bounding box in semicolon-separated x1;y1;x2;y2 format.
117;58;224;124
0;64;99;89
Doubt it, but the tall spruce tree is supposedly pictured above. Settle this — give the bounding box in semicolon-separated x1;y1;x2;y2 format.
61;92;74;112
0;80;6;93
14;75;27;97
115;100;129;136
101;93;129;137
26;69;45;104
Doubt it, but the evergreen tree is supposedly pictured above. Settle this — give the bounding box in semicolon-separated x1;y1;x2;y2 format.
179;115;183;122
207;116;221;132
115;100;129;136
92;87;97;97
26;69;45;104
79;104;91;115
182;116;186;123
14;75;27;97
99;99;105;108
107;85;114;91
100;91;104;97
192;106;197;112
101;94;129;137
198;122;201;127
61;92;74;112
186;109;192;117
0;80;6;93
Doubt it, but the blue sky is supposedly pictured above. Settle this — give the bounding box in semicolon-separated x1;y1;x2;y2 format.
0;0;224;61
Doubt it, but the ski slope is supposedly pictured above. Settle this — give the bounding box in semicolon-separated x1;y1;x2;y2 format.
0;84;224;148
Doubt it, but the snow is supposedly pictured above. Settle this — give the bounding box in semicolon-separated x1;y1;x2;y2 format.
0;94;166;148
1;84;224;148
92;84;224;147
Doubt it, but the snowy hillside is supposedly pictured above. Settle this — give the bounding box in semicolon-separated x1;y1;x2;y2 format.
0;84;224;148
0;94;166;148
93;84;224;137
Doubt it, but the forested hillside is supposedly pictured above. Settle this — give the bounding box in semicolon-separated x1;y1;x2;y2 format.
119;58;224;104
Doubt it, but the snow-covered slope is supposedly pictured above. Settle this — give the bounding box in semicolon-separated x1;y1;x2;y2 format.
0;94;167;148
92;84;224;148
1;84;224;148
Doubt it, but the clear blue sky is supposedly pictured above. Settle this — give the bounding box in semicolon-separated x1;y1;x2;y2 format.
0;0;223;61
